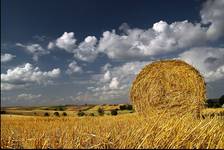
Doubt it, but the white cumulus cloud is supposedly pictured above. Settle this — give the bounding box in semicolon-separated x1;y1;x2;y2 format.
97;20;207;60
55;32;77;52
200;0;224;40
205;65;224;82
66;61;83;75
47;42;55;49
50;34;99;62
1;53;16;63
95;0;223;60
1;63;61;90
179;47;224;82
1;83;26;91
73;36;98;62
16;43;49;61
109;77;119;89
102;70;111;82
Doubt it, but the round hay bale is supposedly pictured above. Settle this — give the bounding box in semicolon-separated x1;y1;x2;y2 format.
130;60;206;116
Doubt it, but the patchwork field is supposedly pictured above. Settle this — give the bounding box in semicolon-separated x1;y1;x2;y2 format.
1;104;133;117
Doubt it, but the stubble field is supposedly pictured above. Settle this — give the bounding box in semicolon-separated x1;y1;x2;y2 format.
1;109;224;149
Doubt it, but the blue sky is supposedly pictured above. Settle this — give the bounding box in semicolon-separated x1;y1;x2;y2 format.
1;0;224;106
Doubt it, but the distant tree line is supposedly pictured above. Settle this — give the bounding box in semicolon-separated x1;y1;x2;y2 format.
119;104;133;110
43;111;68;117
206;95;224;108
1;110;6;114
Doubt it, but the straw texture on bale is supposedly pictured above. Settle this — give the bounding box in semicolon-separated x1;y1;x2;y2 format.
130;60;206;116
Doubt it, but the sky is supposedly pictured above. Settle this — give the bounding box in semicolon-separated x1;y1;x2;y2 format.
1;0;224;106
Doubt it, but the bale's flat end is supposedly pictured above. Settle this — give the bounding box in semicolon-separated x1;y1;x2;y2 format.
130;59;206;116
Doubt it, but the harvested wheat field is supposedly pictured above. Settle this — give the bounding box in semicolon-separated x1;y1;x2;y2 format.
1;113;224;149
130;60;206;116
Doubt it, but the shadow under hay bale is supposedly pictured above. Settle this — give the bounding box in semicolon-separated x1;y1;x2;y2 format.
130;60;206;117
